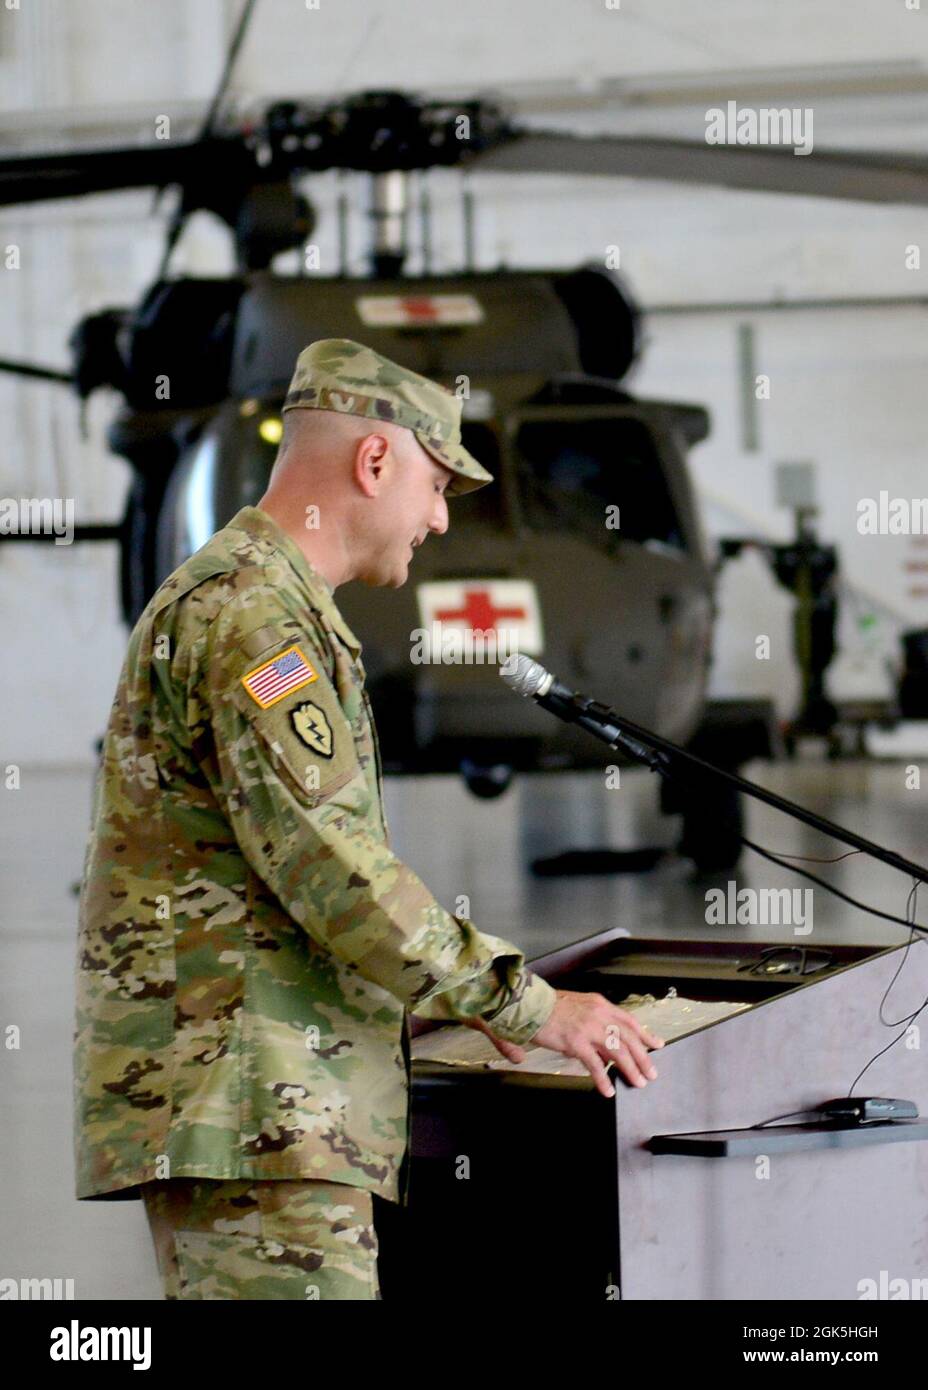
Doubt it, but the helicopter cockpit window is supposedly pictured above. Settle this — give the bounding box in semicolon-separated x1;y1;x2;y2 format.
515;414;685;551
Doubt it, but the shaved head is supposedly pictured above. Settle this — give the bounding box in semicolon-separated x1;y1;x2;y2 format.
271;407;420;484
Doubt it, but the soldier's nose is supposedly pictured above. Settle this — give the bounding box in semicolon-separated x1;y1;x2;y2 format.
430;495;449;535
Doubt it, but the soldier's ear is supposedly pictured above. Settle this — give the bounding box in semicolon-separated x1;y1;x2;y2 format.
354;433;391;498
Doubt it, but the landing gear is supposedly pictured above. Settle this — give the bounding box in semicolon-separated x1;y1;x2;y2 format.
663;697;778;875
460;760;514;799
675;777;744;874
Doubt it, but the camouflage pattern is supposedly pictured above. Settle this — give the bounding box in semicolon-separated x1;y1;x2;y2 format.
74;504;556;1205
281;337;494;495
141;1176;380;1300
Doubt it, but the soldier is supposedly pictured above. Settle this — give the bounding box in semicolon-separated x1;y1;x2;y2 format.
74;338;664;1300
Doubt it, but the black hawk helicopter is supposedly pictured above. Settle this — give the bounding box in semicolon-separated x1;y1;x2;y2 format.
5;1;927;870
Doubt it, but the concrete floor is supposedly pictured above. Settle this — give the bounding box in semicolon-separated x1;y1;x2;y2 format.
0;757;923;1299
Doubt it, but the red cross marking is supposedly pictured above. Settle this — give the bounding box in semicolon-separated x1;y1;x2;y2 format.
400;297;440;320
435;588;527;635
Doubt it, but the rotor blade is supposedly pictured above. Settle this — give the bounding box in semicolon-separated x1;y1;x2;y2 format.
199;0;258;140
0;142;207;208
163;0;259;278
471;130;928;206
0;356;73;384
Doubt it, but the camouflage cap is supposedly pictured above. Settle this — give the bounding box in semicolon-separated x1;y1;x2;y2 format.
281;338;494;496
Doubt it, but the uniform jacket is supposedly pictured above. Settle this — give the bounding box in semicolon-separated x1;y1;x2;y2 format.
74;505;556;1203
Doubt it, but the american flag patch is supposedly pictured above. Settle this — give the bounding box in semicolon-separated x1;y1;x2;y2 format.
241;644;318;708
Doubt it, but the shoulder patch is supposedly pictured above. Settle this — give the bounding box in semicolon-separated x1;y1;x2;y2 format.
291;700;334;758
241;644;318;708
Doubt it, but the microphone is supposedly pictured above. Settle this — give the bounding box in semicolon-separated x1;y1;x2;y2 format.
499;656;928;897
499;654;584;712
499;654;665;768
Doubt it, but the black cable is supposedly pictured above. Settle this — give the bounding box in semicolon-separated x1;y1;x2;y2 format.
847;1007;927;1098
749;847;863;865
848;882;928;1097
732;846;927;1097
696;821;927;1121
739;834;928;937
750;1108;821;1130
633;742;928;934
878;883;924;1028
618;743;928;1123
606;738;928;1118
744;880;926;1116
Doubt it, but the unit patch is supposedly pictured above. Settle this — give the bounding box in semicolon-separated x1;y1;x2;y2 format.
241;645;318;708
291;700;334;757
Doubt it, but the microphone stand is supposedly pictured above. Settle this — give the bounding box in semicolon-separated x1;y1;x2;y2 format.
555;693;928;888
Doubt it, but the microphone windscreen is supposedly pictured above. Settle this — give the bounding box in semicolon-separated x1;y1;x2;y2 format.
499;653;548;697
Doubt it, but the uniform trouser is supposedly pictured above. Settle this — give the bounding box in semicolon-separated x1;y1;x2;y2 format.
140;1177;389;1300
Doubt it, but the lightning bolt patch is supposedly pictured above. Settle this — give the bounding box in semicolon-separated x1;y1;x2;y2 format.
291;700;334;758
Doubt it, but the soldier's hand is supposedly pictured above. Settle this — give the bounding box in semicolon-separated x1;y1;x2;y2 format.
463;1015;527;1064
529;989;665;1098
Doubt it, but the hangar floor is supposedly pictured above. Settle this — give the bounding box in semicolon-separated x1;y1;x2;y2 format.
0;758;922;1299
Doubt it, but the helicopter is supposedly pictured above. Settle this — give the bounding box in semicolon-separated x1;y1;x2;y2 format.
4;1;926;872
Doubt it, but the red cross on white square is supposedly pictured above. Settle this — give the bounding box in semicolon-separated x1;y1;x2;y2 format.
416;579;543;656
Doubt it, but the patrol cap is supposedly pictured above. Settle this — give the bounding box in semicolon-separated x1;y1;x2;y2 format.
281;338;494;496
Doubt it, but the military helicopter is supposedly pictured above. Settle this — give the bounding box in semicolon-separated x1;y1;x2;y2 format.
5;1;927;871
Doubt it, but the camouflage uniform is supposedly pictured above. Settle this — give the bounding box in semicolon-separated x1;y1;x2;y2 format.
142;1178;381;1300
74;339;557;1299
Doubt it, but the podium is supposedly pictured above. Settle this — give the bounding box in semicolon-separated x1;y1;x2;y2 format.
396;928;928;1301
